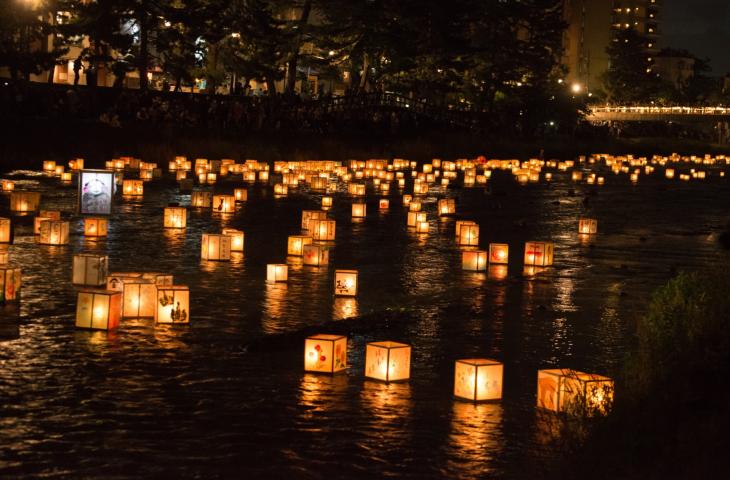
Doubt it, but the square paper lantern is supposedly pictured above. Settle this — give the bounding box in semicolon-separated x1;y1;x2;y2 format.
141;272;173;286
304;334;347;373
351;203;366;219
39;220;69;245
72;254;108;286
2;180;15;192
438;198;456;216
0;266;21;302
322;196;333;210
234;188;248;202
365;341;411;382
462;250;488;271
212;194;235;213
334;270;358;296
311;219;336;241
537;369;614;416
164;207;187;229
489;244;509;264
454;220;473;239
454;359;503;402
122;279;157;318
409;201;422;212
267;264;288;283
156;286;190;324
274;184;288;195
406;211;427;228
524;241;554;266
458;223;479;247
84;217;108;237
201;233;232;261
416;220;429;234
0;252;7;264
43;160;56;173
578;218;598;235
301;210;327;231
122;179;143;196
191;191;212;208
75;289;121;330
34;210;61;234
379;199;389;210
303;244;329;266
10;192;41;212
288;235;313;256
0;218;10;243
222;228;244;252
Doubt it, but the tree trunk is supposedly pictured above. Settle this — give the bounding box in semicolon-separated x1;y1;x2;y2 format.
359;53;370;92
266;78;277;96
285;0;312;94
138;4;149;90
47;64;55;84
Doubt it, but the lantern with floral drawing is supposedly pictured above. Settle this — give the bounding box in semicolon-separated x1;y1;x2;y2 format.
39;220;69;245
72;254;108;286
438;198;456;216
222;228;244;252
288;235;312;256
164;206;187;229
34;210;61;234
234;188;248;202
321;196;333;210
458;223;479;247
121;278;157;318
334;269;357;296
524;241;554;266
191;191;212;208
122;179;143;196
379;199;389;210
0;218;10;243
311;219;336;241
462;250;487;271
212;194;235;213
454;359;503;402
155;285;189;324
10;192;41;212
351;203;366;219
84;217;108;237
304;334;347;373
303;244;329;266
0;266;21;302
75;289;121;330
537;369;614;416
267;264;288;283
201;233;232;261
365;341;411;382
489;244;509;264
578;218;598;235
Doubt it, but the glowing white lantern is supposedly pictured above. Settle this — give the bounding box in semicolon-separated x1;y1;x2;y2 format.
122;179;143;196
365;341;411;382
121;279;157;318
72;254;108;286
334;269;358;296
303;244;329;266
302;210;327;231
458;223;479;247
163;207;187;229
76;289;121;330
438;198;456;216
34;210;61;234
201;233;232;261
304;334;347;373
84;217;108;237
267;264;288;283
222;228;244;252
351;203;366;219
462;250;487;271
409;201;422;212
524;241;554;266
454;359;503;402
156;285;190;324
322;196;333;210
416;220;429;234
39;220;69;245
288;235;313;256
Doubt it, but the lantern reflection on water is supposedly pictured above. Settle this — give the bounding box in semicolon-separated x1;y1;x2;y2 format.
72;254;108;286
365;341;411;382
304;334;347;373
267;264;288;283
84;217;108;237
334;269;358;296
288;235;313;256
75;289;121;330
489;244;509;264
156;285;190;324
222;228;244;252
201;233;232;261
578;218;598;235
303;244;329;266
39;220;69;245
0;266;21;302
537;369;614;416
10;192;41;212
524;241;554;266
454;359;503;402
462;250;488;271
163;207;187;229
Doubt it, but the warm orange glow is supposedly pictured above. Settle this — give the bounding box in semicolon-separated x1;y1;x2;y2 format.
222;228;244;252
267;264;288;283
287;235;313;256
122;179;144;196
462;250;488;271
201;233;232;261
304;334;347;373
488;244;509;264
578;218;598;235
311;219;336;241
155;286;190;324
84;217;108;237
234;188;248;202
537;369;614;416
334;270;358;296
76;290;121;330
454;359;503;402
524;241;554;266
303;244;329;266
458;224;479;247
351;203;366;218
163;207;187;229
212;194;235;213
365;341;411;382
38;220;69;245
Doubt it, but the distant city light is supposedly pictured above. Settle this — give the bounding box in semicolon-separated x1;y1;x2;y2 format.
571;83;583;94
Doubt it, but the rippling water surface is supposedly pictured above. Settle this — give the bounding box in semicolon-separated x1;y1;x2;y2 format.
0;166;728;478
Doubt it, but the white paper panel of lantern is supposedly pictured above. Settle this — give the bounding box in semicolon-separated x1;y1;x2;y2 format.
34;211;61;234
365;341;411;382
489;244;509;264
458;223;479;247
72;254;108;286
0;252;8;264
266;264;288;283
75;289;121;330
311;219;336;241
39;220;69;245
122;179;144;196
351;203;366;219
454;358;503;402
234;188;248;202
10;192;41;213
0;266;21;302
524;241;554;266
212;195;235;213
163;207;187;229
122;279;157;318
156;286;190;324
578;218;598;235
304;334;347;373
334;270;358;296
303;244;329;266
84;217;108;237
288;235;313;256
201;233;232;261
537;369;614;416
462;250;488;271
0;218;11;243
191;191;212;208
222;228;244;252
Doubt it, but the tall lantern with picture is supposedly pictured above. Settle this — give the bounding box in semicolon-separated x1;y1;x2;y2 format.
78;170;115;215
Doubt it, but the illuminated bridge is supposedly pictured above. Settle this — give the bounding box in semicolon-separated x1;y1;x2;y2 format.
587;106;730;122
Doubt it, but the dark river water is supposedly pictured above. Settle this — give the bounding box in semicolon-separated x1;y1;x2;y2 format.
0;162;728;479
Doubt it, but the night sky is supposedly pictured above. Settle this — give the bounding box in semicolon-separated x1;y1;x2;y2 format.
661;0;730;74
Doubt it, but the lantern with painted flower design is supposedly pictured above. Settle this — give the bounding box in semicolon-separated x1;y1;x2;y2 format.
489;244;509;264
524;241;554;266
304;334;347;373
303;244;329;266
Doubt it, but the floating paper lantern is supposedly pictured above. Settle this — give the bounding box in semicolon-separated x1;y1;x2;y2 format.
454;359;503;402
524;241;554;266
488;244;509;264
61;172;73;183
402;194;412;206
84;217;108;237
438;198;456;216
274;183;288;195
406;211;426;228
206;172;217;184
379;199;389;210
458;223;479;247
141;272;173;286
0;218;10;243
311;219;336;241
43;160;56;173
122;279;157;318
234;188;248;202
578;218;598;235
72;254;108;286
462;250;488;271
416;220;429;234
409;201;422;212
163;207;187;229
352;203;366;219
267;264;288;283
156;285;190;324
191;191;212;208
304;334;347;373
322;196;333;210
571;171;582;182
34;211;61;234
1;180;15;192
365;341;411;382
0;251;7;265
39;220;69;245
303;244;329;266
348;183;365;196
665;168;675;179
76;289;121;330
288;235;313;256
0;266;21;302
537;369;614;416
212;194;235;213
10;192;41;212
258;171;269;182
302;210;327;231
334;269;358;296
122;179;143;196
201;233;232;261
222;228;244;252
